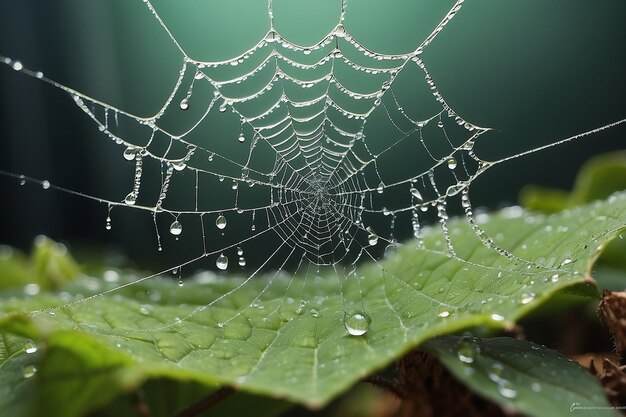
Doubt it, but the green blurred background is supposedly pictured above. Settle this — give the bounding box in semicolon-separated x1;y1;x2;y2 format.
0;0;624;269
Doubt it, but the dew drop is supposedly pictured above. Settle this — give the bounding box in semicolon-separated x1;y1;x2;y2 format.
343;311;371;336
24;341;38;354
437;120;444;128
550;274;559;283
447;158;457;169
22;365;37;378
457;337;480;364
366;227;378;246
376;182;384;193
19;175;26;186
410;187;423;201
216;214;227;230
238;134;245;143
169;220;183;236
520;292;535;305
219;104;227;113
238;256;246;267
231;181;238;190
310;308;320;318
237;246;244;256
12;60;23;71
490;313;504;321
124;192;137;205
173;161;186;171
123;147;138;161
437;306;450;318
559;258;573;267
179;98;189;110
41;180;50;190
216;253;228;270
497;380;517;399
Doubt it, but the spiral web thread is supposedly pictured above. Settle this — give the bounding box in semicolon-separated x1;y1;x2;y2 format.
2;0;624;330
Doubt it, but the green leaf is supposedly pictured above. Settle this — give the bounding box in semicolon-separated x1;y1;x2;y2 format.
0;192;625;413
423;335;613;417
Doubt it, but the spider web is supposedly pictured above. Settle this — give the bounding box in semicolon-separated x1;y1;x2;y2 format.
1;0;624;332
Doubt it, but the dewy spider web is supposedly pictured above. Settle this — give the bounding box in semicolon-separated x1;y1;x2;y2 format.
1;0;625;332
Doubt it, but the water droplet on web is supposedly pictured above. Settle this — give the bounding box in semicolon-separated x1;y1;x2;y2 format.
238;256;246;267
19;175;26;186
123;147;138;161
310;308;320;318
124;192;137;205
437;120;444;128
231;181;238;190
457;335;480;364
22;365;37;379
366;227;378;246
169;220;182;236
41;180;50;190
343;311;371;336
179;98;189;110
410;187;423;201
24;341;38;354
173;161;186;171
238;134;245;143
237;246;244;256
551;274;559;283
559;258;573;267
216;253;228;270
216;214;227;229
376;182;384;193
219;104;227;112
447;158;457;169
12;60;23;71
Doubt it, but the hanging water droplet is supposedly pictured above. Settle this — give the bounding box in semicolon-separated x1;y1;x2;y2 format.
19;175;26;185
457;336;480;364
178;279;184;287
123;147;138;161
376;182;384;193
179;98;189;110
173;161;186;171
366;227;378;246
219;104;227;112
169;220;183;236
343;311;371;336
437;120;444;128
216;214;227;229
447;157;457;169
216;253;228;270
238;134;245;143
41;180;50;190
22;365;37;379
12;60;23;71
124;192;137;205
238;256;246;267
384;242;399;257
231;181;238;190
237;246;244;256
410;187;423;201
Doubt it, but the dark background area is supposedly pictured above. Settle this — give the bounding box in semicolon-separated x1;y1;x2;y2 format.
0;0;624;271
